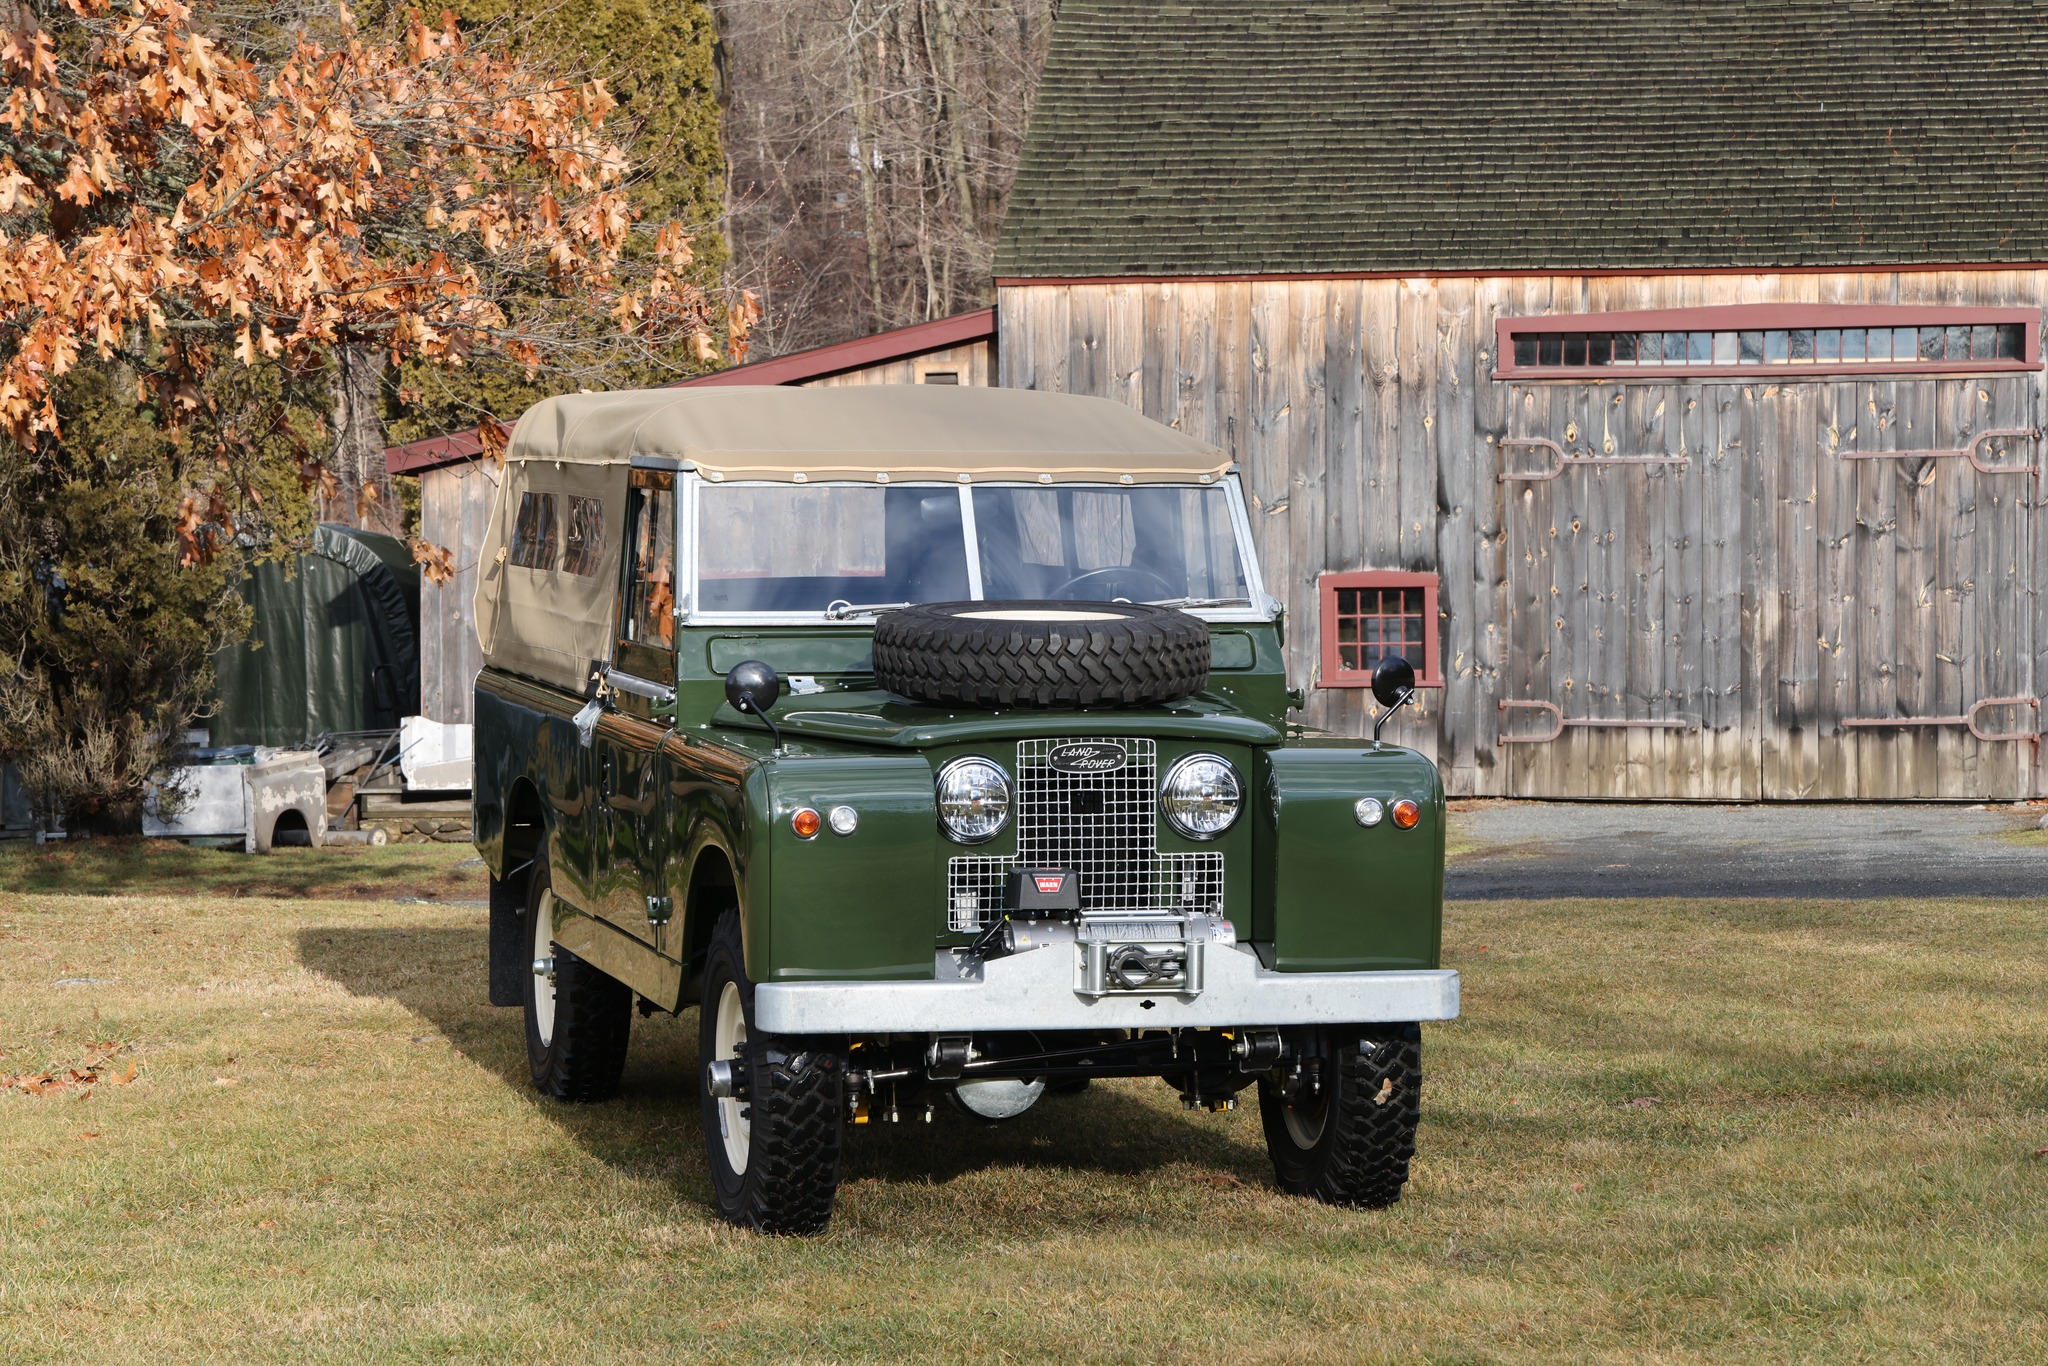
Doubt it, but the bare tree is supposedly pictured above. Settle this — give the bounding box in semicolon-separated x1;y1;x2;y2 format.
715;1;1057;355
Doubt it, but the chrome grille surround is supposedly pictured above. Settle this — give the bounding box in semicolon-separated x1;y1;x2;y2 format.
946;737;1226;932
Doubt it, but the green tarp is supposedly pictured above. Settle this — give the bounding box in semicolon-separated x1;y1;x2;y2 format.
210;525;420;747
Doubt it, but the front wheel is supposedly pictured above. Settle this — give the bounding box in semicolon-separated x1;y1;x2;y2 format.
1257;1025;1422;1208
699;911;845;1234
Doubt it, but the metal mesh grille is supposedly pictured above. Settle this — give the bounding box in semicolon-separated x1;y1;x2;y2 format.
946;738;1225;931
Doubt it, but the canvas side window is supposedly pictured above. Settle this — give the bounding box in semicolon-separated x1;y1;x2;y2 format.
508;491;558;571
621;481;677;649
563;495;606;577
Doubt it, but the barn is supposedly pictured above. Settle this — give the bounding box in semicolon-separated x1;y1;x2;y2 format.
992;0;2048;801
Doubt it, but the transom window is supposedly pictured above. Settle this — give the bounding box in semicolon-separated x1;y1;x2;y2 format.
1319;571;1441;689
1495;306;2038;379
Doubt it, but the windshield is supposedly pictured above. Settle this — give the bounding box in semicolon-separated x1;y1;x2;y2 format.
971;485;1248;605
697;485;970;612
694;481;1254;616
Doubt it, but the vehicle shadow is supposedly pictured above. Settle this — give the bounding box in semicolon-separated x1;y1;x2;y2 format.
295;924;1272;1214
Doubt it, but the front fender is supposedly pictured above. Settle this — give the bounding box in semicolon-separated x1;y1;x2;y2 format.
747;755;940;983
1255;743;1445;972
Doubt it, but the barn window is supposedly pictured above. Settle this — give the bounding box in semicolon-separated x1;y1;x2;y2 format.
1319;571;1441;688
1495;306;2038;379
508;491;558;571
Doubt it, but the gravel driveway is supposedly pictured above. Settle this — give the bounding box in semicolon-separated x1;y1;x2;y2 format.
1445;802;2048;900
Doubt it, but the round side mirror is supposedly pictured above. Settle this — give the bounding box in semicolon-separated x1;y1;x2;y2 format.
724;660;783;715
1370;655;1416;708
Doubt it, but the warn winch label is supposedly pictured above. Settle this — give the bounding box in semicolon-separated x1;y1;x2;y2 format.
1033;874;1067;895
1045;741;1127;774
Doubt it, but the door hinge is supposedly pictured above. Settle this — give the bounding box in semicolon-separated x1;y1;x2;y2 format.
645;894;674;927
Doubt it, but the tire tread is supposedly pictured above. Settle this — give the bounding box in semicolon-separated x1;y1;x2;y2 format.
873;600;1209;708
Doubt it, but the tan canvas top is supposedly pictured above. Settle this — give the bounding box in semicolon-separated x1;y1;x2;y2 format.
506;385;1232;484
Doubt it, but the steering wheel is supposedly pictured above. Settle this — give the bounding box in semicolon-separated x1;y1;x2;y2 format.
1047;565;1179;602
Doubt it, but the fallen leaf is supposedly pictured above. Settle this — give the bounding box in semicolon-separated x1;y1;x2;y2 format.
1190;1172;1243;1189
77;1132;100;1141
109;1060;137;1085
1571;1182;1586;1193
214;1077;238;1087
2033;1146;2048;1159
257;1220;275;1229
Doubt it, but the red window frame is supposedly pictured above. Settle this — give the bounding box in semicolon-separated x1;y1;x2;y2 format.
1319;571;1442;689
1493;304;2040;381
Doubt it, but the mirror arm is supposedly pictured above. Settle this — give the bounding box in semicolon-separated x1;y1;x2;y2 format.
1370;685;1414;749
739;694;784;752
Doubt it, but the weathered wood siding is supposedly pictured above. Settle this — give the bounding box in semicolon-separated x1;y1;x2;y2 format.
999;273;2044;801
418;460;497;724
799;338;993;388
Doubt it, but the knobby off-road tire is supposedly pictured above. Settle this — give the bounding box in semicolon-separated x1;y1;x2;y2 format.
872;600;1209;709
699;910;845;1235
487;868;527;1007
523;850;632;1101
1258;1025;1422;1208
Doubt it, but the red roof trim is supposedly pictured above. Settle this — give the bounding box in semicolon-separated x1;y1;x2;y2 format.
383;307;997;476
996;263;2048;286
678;306;994;388
384;428;486;475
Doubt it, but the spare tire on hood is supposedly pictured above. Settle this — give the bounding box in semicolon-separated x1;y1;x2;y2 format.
872;600;1210;709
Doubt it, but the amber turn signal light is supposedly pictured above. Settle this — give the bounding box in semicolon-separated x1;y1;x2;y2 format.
1390;798;1421;830
791;807;822;839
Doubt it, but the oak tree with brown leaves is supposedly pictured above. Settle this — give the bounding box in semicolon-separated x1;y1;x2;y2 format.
0;0;730;831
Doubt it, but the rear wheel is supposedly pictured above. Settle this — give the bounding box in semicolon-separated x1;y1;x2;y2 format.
699;911;845;1234
523;851;632;1101
1258;1025;1422;1208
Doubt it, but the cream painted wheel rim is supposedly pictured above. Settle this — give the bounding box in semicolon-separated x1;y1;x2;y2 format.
531;888;557;1047
1282;1093;1328;1148
714;980;750;1176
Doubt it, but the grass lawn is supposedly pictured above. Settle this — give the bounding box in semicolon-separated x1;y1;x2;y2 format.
0;837;481;901
2;853;2044;1362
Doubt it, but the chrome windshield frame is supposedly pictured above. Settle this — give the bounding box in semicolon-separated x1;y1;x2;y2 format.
681;473;1274;627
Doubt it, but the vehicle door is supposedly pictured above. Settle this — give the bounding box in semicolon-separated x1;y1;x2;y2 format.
596;469;678;946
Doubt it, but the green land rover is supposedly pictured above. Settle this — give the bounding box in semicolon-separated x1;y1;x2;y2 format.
471;385;1457;1233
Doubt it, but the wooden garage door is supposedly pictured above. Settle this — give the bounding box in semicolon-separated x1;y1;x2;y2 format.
1498;377;2041;801
1763;378;2039;800
1497;383;1757;799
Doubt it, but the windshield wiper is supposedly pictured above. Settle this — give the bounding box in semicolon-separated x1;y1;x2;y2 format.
823;599;914;621
1145;595;1252;611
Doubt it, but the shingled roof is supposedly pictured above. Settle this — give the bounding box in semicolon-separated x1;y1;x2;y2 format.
996;1;2048;278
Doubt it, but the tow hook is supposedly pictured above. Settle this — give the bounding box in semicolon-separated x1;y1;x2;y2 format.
1231;1028;1285;1072
926;1035;973;1080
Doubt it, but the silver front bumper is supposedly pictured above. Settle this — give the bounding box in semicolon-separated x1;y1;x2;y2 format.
753;940;1460;1034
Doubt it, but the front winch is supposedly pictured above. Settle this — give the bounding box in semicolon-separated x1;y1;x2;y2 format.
1077;914;1234;997
956;910;1236;999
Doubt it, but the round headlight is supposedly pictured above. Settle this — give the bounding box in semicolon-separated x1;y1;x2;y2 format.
936;757;1010;843
1160;753;1242;840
